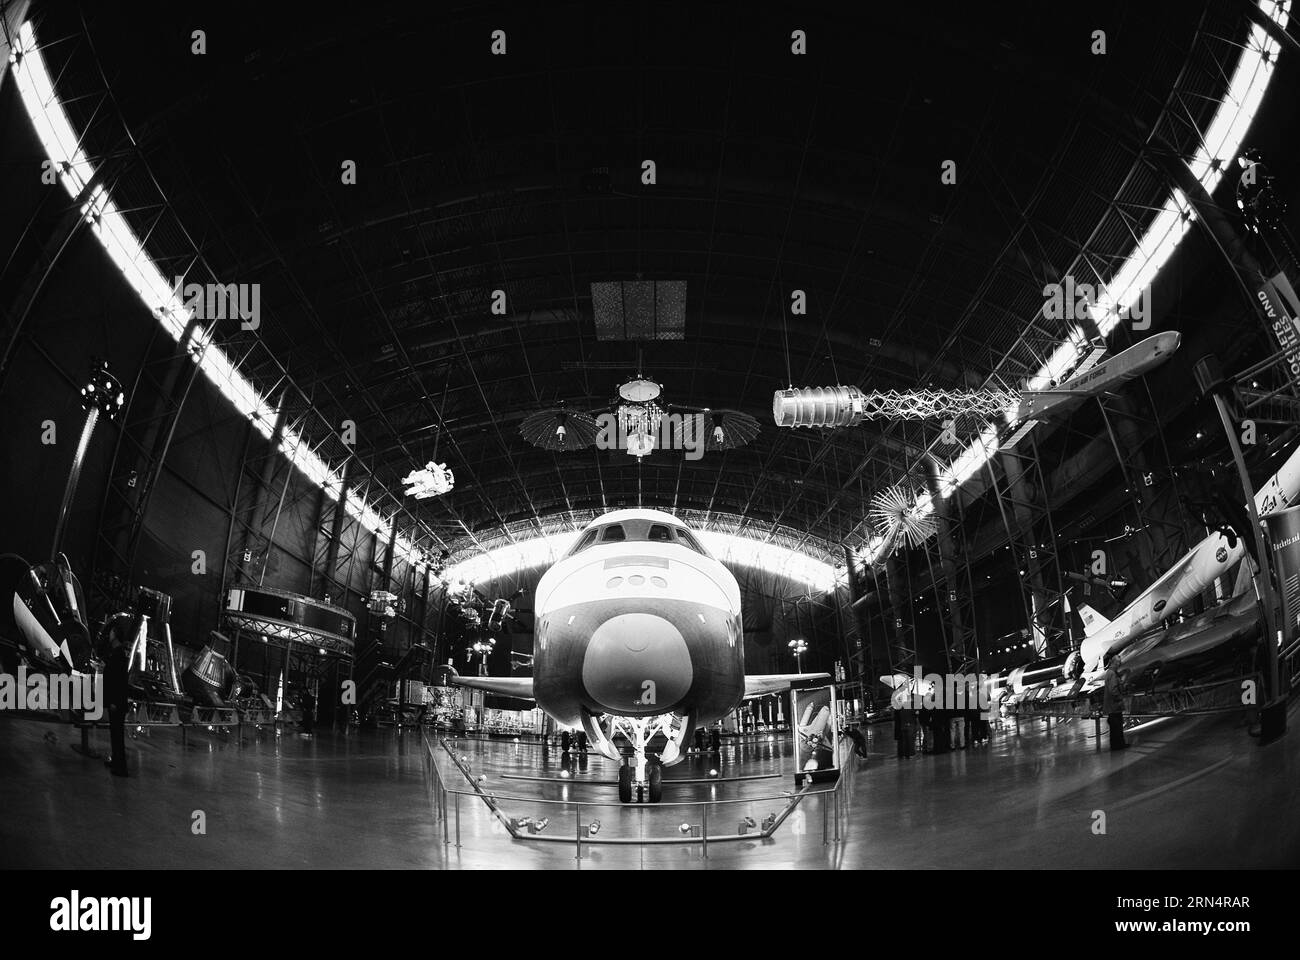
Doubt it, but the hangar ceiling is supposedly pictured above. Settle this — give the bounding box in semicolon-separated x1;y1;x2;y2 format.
9;0;1284;564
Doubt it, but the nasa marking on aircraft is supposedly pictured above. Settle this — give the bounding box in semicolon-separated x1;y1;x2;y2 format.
451;509;828;802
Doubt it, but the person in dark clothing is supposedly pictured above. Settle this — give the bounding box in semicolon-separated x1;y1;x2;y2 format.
560;729;572;754
709;726;721;754
694;727;706;753
845;724;869;760
575;730;588;755
933;708;951;754
919;706;934;753
1103;668;1128;751
897;708;917;758
104;628;130;777
299;690;316;736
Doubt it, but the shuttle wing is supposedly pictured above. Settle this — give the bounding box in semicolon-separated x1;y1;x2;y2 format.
451;674;536;700
742;673;832;697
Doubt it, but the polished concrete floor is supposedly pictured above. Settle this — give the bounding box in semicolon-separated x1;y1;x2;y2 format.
2;700;1298;869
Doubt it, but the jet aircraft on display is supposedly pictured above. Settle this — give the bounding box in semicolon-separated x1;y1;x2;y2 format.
1068;441;1300;679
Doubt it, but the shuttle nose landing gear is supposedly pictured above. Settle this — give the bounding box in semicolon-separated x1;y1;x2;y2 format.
609;714;677;803
618;759;664;803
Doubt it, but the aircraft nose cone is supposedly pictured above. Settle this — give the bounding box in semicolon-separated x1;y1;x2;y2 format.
582;613;692;715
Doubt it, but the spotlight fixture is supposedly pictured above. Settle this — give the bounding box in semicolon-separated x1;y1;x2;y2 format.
79;360;126;419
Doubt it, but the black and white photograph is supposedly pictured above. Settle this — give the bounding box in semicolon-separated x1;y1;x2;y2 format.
1;0;1298;924
792;684;837;784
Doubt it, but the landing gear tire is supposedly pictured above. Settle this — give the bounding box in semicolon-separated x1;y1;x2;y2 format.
648;762;663;803
618;764;633;803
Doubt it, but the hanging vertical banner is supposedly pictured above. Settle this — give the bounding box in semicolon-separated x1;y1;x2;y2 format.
1265;505;1300;649
791;683;839;787
1256;272;1300;386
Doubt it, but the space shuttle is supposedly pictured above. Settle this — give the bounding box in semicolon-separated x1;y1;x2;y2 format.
1068;441;1300;677
452;508;828;802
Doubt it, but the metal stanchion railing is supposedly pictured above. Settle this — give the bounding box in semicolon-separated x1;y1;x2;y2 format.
422;730;848;857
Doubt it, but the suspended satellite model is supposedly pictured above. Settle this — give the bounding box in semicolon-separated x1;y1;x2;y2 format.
520;376;759;459
868;486;937;551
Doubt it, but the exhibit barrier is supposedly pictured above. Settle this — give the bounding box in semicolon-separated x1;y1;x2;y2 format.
76;698;298;745
1005;675;1256;722
421;732;847;861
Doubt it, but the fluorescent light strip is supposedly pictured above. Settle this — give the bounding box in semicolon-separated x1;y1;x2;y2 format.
445;527;839;592
11;21;427;570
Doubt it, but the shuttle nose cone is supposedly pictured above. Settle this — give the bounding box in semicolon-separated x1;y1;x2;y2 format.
582;613;693;715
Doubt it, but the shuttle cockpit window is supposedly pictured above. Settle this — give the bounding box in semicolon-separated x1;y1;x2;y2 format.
566;527;600;557
647;524;674;542
672;527;711;557
599;524;627;542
